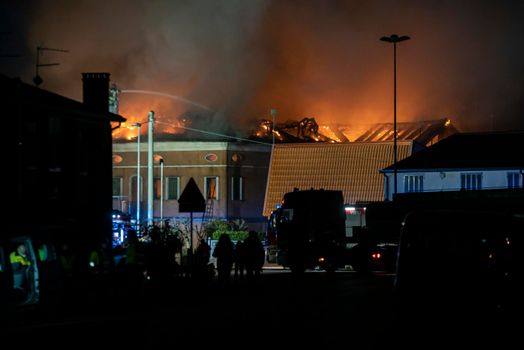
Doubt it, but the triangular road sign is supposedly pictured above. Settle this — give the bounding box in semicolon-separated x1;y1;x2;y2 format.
178;177;206;212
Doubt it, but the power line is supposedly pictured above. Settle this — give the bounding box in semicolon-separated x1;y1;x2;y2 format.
155;120;271;146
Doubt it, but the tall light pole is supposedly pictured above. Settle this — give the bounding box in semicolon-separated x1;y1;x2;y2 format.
159;158;164;228
380;34;410;199
131;123;142;229
147;111;155;226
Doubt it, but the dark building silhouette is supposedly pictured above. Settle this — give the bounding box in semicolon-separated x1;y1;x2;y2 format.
82;73;111;114
1;72;125;246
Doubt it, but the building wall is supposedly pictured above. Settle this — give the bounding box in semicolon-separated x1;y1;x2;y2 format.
384;169;523;200
112;141;271;231
226;144;272;225
3;81;115;246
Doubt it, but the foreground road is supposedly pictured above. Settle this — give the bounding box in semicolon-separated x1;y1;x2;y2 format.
2;269;519;349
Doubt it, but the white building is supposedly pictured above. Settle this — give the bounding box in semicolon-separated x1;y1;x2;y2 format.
381;131;524;201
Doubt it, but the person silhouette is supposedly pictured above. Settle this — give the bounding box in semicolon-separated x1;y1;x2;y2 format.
10;243;32;301
194;238;212;280
212;234;234;284
234;240;245;279
243;231;265;281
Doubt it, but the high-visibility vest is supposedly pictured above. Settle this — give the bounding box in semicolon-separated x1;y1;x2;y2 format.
10;252;31;270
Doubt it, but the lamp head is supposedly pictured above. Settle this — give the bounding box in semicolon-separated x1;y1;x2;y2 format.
380;34;411;43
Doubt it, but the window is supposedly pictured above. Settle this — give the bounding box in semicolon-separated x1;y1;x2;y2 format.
167;177;180;200
48;117;61;136
205;176;219;200
461;173;482;190
507;172;521;189
384;176;390;200
153;177;161;200
231;176;244;201
112;177;123;197
280;209;293;223
404;175;424;193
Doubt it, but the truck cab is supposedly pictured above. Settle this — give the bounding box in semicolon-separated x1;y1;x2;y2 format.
267;188;347;273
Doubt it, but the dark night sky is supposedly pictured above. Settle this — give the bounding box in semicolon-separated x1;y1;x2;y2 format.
1;0;524;134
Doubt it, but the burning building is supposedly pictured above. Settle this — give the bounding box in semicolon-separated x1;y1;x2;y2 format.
261;116;459;221
112;109;458;233
252;116;458;146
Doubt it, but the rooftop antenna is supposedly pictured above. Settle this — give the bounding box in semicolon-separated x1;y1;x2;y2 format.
270;108;277;146
33;46;69;87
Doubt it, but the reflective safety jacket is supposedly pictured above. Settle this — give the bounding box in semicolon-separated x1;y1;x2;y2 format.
10;252;31;272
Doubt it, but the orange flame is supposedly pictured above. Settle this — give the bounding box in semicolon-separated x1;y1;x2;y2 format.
112;103;190;140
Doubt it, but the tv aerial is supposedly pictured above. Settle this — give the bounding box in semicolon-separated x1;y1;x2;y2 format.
33;46;69;87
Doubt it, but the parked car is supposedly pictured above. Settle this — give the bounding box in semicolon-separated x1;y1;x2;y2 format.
369;243;398;272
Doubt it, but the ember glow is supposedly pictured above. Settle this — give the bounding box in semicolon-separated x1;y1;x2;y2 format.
250;117;457;145
114;88;211;137
112;114;189;141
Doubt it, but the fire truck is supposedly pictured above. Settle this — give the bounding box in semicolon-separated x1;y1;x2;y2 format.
268;187;524;274
111;209;133;248
267;188;347;273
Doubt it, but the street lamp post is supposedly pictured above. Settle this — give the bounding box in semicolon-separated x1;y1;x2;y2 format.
160;158;164;227
131;123;142;229
380;34;410;199
147;111;155;226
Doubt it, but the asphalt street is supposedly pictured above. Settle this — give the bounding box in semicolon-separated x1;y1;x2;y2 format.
2;268;519;349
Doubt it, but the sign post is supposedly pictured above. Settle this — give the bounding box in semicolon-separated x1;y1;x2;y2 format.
178;177;206;257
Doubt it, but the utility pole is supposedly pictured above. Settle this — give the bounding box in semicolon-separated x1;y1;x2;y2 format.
160;158;164;227
131;123;142;229
147;111;155;226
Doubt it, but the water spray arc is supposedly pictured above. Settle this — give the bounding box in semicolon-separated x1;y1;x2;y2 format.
121;89;211;111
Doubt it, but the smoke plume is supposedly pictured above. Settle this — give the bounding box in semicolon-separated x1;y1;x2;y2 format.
2;0;524;133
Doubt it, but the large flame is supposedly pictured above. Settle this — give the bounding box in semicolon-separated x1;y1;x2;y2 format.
112;94;192;140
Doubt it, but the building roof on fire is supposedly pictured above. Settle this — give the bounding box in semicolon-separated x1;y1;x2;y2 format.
263;141;416;216
326;118;458;145
252;117;458;146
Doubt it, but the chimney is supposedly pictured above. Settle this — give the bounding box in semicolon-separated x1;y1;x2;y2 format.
82;72;110;113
